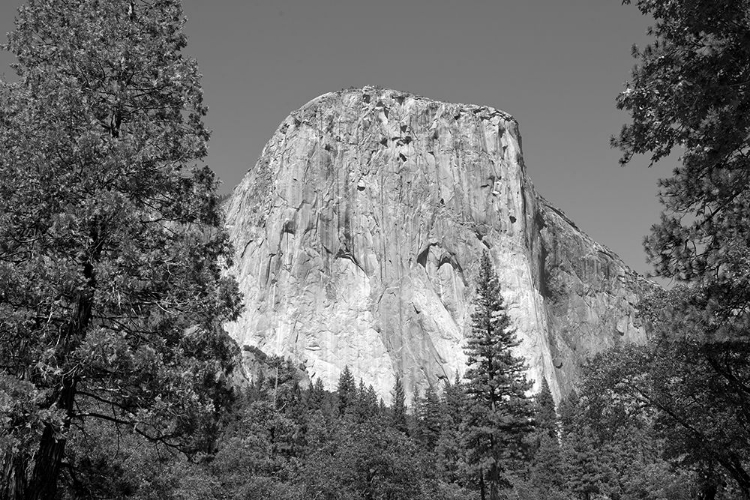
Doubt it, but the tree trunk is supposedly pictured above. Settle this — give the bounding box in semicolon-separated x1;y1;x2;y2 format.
479;469;486;500
698;482;717;500
0;377;78;500
17;255;93;499
488;462;499;500
488;434;498;500
25;429;66;500
0;451;27;500
697;460;718;500
726;457;750;500
25;377;77;500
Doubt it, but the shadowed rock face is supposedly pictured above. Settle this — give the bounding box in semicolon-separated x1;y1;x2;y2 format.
224;87;655;403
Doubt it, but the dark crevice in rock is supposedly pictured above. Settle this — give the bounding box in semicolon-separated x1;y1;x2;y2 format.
336;248;365;274
240;239;253;259
416;244;433;268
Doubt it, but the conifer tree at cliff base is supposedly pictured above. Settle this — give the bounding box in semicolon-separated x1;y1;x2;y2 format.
463;251;534;500
0;0;242;498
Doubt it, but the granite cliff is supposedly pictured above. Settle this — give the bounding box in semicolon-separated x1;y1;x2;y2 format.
224;87;654;403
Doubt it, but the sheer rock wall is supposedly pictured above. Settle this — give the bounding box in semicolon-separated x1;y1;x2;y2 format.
224;87;654;403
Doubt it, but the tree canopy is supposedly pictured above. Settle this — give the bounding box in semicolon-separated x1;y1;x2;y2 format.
614;0;750;317
614;1;750;496
0;0;241;497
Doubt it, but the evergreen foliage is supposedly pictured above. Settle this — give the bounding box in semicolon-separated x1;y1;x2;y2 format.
352;379;379;422
441;374;468;427
463;251;535;499
391;376;407;432
336;365;355;415
529;435;565;494
535;378;557;440
408;386;423;440
615;0;750;312
434;376;469;487
0;0;241;496
613;2;750;496
579;292;750;499
558;389;580;438
309;378;327;411
419;383;442;449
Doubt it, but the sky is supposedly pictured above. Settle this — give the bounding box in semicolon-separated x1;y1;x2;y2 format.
0;0;674;278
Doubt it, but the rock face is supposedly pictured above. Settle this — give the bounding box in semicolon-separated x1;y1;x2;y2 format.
224;87;654;404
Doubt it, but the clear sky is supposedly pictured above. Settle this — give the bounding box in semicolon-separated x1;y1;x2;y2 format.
0;0;674;278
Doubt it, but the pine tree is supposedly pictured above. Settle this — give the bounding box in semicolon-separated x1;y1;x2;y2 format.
463;251;535;500
529;434;566;494
442;373;468;429
558;390;581;438
365;385;379;416
419;384;442;449
352;379;378;422
535;378;557;440
309;378;327;411
408;386;423;440
562;427;606;500
337;365;355;415
529;377;559;487
435;375;470;486
391;376;407;432
0;1;241;497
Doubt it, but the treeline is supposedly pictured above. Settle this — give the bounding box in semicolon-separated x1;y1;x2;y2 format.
51;253;742;499
53;347;721;500
57;341;748;499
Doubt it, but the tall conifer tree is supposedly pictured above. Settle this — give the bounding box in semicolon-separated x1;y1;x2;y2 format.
463;251;534;500
336;365;355;415
535;378;557;440
419;384;442;449
391;376;407;432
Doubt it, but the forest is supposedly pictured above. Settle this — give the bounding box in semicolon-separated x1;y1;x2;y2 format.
1;0;750;498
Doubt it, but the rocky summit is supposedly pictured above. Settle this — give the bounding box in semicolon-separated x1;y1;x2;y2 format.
224;86;655;403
